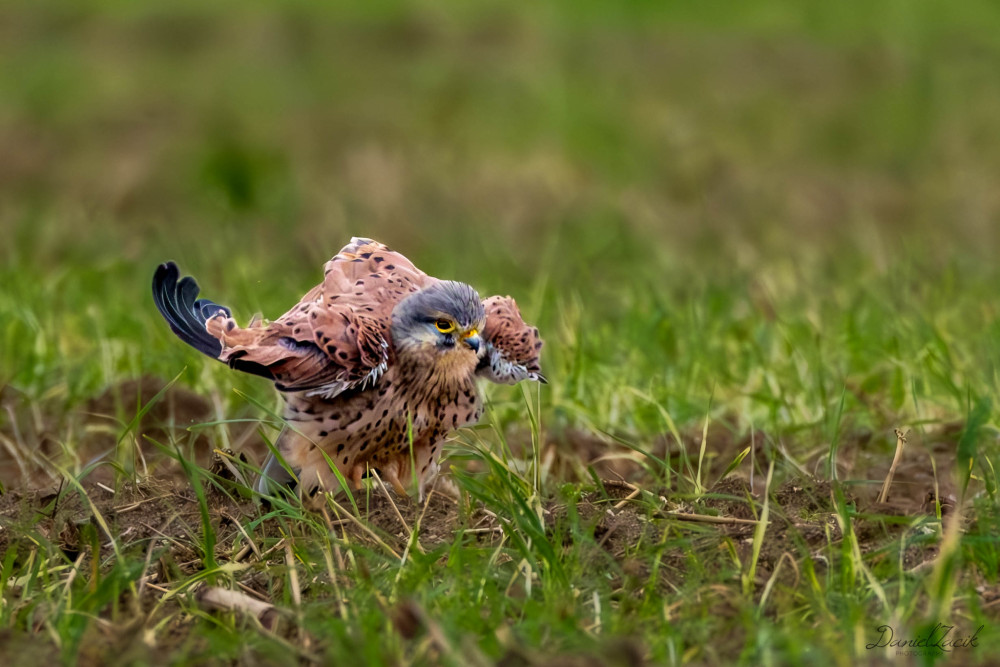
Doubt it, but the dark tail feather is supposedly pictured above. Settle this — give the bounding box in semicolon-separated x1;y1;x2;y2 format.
152;262;231;358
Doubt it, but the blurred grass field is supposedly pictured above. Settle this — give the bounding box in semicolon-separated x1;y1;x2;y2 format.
2;1;1000;665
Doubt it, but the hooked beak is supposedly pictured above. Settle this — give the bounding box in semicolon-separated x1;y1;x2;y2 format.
461;329;481;353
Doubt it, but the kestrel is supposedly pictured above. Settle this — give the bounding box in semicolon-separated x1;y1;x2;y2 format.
152;238;544;499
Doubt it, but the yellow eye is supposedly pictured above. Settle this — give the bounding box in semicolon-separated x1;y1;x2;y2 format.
435;319;455;334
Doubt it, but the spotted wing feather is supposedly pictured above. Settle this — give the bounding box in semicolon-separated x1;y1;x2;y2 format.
477;296;545;384
157;238;432;397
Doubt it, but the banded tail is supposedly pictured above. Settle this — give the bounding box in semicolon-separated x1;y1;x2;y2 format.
152;262;272;379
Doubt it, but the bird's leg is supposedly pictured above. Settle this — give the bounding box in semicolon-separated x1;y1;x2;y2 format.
416;458;440;503
430;475;461;499
301;483;327;511
380;459;410;497
349;463;364;490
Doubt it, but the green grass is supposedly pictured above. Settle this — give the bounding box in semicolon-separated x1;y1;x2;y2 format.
2;0;1000;664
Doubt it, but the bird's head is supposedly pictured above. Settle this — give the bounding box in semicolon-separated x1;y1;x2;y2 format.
391;281;486;372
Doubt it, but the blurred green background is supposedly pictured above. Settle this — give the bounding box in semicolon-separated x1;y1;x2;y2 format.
3;0;1000;457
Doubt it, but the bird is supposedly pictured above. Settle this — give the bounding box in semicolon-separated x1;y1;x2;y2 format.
152;237;544;499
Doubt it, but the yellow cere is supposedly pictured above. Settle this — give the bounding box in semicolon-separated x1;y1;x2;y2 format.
462;328;479;339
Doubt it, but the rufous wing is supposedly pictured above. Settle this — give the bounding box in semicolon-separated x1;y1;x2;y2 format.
477;295;545;385
165;238;433;397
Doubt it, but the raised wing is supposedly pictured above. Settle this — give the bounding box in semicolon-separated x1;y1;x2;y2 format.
477;295;545;385
153;237;432;397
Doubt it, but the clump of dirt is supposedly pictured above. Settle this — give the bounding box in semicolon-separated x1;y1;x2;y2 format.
540;487;656;566
497;638;646;667
698;475;762;521
330;484;464;552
